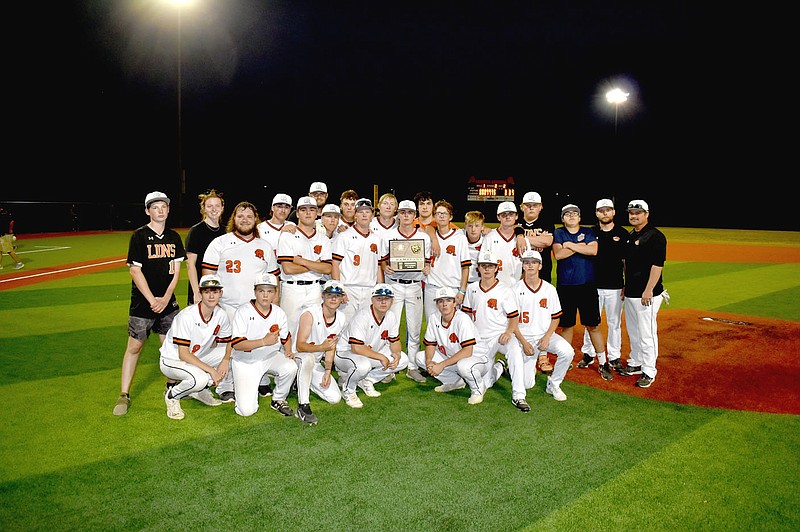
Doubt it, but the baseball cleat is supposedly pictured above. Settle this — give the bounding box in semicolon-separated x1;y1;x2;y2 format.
258;383;273;397
598;363;614;381
512;398;531;412
270;400;294;416
189;388;222;406
218;391;235;403
635;374;655;388
343;392;363;409
546;382;567;401
164;390;185;420
358;380;381;397
577;353;595;368
406;368;427;383
467;392;484;405
618;364;642;376
295;403;318;425
435;379;466;393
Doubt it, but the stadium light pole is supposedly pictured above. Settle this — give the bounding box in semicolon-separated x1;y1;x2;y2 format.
170;0;193;226
605;88;629;136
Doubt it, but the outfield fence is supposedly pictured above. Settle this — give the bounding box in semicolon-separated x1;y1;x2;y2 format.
3;201;146;235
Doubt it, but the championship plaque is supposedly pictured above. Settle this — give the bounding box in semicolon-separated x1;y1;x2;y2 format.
389;239;425;272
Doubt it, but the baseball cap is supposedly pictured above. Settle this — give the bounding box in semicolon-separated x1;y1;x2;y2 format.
596;199;614;210
434;286;457;300
477;250;499;265
253;272;278;287
355;198;374;211
497;201;517;215
198;274;224;289
322;204;341;215
296;196;317;209
371;283;394;297
397;200;416;212
627;199;650;212
521;192;542;205
309;182;328;194
145;191;170;208
322;280;345;295
520;249;542;262
272;193;292;206
561;204;580;217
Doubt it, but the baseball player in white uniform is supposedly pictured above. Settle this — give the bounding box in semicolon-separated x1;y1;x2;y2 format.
482;201;523;286
159;274;232;420
424;200;471;320
277;196;332;351
202;201;280;400
256;193;297;261
370;193;399;239
463;210;486;285
380;199;432;383
512;250;571;402
461;250;527;411
293;280;349;424
334;284;409;408
331;198;384;323
418;286;502;405
229;272;298;418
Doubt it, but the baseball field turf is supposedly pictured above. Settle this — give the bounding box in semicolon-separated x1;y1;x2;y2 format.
1;227;798;531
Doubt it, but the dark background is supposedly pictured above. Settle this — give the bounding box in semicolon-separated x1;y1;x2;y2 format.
7;1;793;231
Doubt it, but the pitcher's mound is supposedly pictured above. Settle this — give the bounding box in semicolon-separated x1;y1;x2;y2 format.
562;308;800;415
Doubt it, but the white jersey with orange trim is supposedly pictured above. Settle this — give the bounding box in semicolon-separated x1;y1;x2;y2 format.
465;232;484;284
427;227;471;289
461;279;520;341
159;303;233;362
336;304;400;354
422;309;482;358
256;219;294;261
379;226;431;283
331;225;383;288
201;233;280;315
513;277;563;338
481;228;522;286
277;227;332;284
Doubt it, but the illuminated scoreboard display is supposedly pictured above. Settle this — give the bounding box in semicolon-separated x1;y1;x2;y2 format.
466;176;515;202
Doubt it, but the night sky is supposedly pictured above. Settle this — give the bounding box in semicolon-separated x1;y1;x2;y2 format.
9;1;792;230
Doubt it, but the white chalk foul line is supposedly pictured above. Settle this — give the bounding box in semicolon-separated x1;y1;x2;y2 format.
0;258;126;284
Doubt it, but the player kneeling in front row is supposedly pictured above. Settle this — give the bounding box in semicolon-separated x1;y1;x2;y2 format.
512;250;571;402
417;287;501;405
292;280;349;424
334;283;409;408
229;273;298;418
159;275;232;420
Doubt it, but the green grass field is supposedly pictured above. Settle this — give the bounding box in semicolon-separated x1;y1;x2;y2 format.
1;228;799;531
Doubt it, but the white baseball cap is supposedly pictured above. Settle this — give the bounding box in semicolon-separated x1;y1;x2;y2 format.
322;280;345;295
434;286;457;300
254;272;278;287
521;192;542;205
355;198;374;211
309;182;328;194
397;200;416;212
520;249;542;262
322;204;341;215
296;196;317;209
198;274;224;288
477;250;499;265
627;199;650;212
371;283;394;297
145;191;170;208
272;193;292;206
596;199;614;210
496;201;517;215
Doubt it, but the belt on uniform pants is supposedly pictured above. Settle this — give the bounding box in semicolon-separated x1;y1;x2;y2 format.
389;278;420;284
285;280;325;285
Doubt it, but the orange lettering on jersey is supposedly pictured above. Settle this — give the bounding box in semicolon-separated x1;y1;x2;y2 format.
449;332;459;343
539;298;548;308
191;344;201;354
327;333;337;339
446;245;456;256
519;311;529;323
225;259;242;273
270;324;280;333
147;243;176;258
487;298;498;310
497;259;504;271
314;244;322;254
353;255;361;266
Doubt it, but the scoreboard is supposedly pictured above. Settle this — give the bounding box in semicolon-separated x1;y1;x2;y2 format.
466;176;515;202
